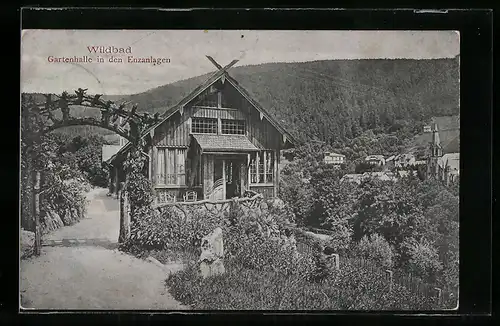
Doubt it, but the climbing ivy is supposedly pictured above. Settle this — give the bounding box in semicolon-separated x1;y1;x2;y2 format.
123;147;154;219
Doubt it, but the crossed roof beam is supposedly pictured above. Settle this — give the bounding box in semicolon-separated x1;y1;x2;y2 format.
206;56;236;83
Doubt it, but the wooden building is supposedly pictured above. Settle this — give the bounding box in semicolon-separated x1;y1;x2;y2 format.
106;58;295;203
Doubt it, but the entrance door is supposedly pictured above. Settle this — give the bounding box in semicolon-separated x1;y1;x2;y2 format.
224;159;241;199
211;157;243;200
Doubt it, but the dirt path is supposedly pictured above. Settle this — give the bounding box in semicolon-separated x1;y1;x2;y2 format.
20;188;188;310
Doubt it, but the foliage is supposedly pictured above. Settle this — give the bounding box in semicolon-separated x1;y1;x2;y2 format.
325;224;354;255
63;135;110;187
311;166;360;230
402;237;443;284
278;165;314;227
165;254;444;310
20;131;89;232
352;178;426;250
353;233;395;269
125;205;224;251
40;174;89;226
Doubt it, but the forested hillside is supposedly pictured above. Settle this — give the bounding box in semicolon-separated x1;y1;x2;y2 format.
121;58;459;144
23;57;459;146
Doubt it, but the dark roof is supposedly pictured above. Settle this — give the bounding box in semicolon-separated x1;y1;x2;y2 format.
442;134;460;153
192;134;260;152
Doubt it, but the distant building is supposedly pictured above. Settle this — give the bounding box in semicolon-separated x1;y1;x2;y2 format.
397;170;419;178
323;152;346;166
340;171;397;184
365;155;385;166
426;123;460;186
423;125;432;133
394;153;416;168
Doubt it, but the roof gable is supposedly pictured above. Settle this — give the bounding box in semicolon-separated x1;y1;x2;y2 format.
107;58;297;163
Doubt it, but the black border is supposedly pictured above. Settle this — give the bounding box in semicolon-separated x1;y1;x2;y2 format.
8;7;493;324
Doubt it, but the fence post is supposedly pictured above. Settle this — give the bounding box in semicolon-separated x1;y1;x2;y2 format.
385;270;393;291
434;287;442;305
330;253;340;271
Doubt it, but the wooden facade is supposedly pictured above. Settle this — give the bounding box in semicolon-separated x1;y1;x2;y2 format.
107;64;295;203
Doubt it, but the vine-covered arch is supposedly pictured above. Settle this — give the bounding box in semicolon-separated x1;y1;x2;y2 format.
21;89;160;255
21;89;160;143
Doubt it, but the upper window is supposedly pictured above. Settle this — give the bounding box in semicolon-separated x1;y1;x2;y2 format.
221;119;245;135
192;117;217;134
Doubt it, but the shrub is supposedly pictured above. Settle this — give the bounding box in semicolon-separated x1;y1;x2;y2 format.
325;223;354;255
222;203;305;277
279;167;314;226
126;205;225;251
166;260;338;310
402;237;443;284
41;175;88;227
166;255;439;310
353;233;395;269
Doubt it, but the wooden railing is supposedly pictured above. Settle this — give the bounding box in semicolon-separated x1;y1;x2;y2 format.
152;192;263;209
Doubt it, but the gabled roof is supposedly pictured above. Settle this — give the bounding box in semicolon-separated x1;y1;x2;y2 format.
439;153;460;171
107;61;296;164
325;152;345;157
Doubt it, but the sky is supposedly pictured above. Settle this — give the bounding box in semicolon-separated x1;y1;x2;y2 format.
21;30;460;95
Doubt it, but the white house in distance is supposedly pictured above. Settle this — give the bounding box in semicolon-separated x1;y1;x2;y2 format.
323;152;346;166
365;155;385;166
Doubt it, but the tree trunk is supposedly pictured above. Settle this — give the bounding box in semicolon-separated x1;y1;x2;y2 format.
118;181;130;243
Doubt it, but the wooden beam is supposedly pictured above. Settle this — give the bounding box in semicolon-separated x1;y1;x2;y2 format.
273;150;278;198
260;112;264;121
205;55;238;73
247;153;251;188
222;159;226;200
179;105;184;116
148;145;153;183
206;55;223;69
255;151;259;184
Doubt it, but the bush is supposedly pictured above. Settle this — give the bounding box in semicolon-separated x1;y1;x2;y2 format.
166;260;338;310
126;205;225;251
20;229;35;259
402;237;443;284
353;233;395;269
325;224;354;255
41;176;88;227
165;255;440;310
279;166;314;226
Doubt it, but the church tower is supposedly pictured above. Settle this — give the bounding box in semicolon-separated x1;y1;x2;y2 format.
426;123;442;179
